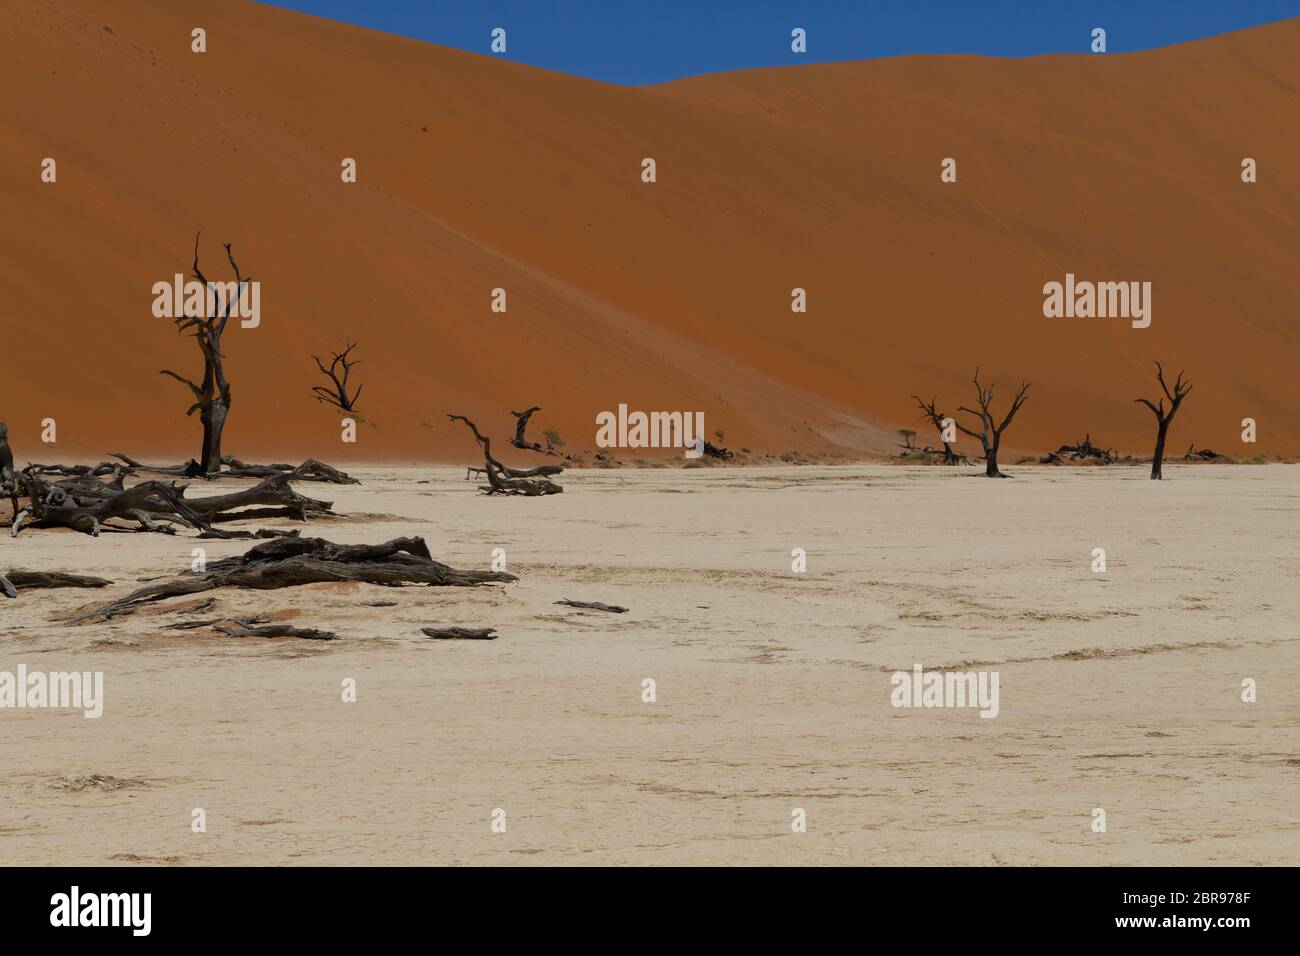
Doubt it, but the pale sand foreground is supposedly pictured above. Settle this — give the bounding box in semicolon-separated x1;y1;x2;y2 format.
1;465;1297;866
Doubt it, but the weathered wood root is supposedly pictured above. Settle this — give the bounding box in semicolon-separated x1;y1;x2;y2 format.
555;599;629;613
1;570;112;598
448;414;563;496
66;535;515;624
421;626;498;640
214;621;338;641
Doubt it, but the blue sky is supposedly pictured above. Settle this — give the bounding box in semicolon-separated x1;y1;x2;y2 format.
257;1;1300;85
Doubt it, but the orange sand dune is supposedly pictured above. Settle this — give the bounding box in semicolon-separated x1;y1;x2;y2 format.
3;0;1297;465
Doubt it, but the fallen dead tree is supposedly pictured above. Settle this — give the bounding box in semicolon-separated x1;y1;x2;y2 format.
555;599;628;613
702;440;733;461
1;570;112;599
67;535;515;624
1184;444;1222;461
421;626;498;640
12;474;210;537
9;461;339;537
1040;434;1117;465
218;457;358;484
170;613;338;640
448;414;563;496
105;453;357;484
215;621;338;640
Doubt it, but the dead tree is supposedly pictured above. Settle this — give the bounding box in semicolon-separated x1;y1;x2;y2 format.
312;341;364;413
1135;362;1192;479
9;460;337;538
448;414;563;495
1040;434;1116;464
1;570;111;599
11;473;211;537
910;396;967;464
67;535;515;624
510;406;544;451
105;452;357;484
954;369;1031;478
0;422;18;519
160;231;249;474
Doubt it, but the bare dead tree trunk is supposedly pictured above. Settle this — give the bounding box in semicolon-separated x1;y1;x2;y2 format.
160;232;248;475
910;395;967;464
0;422;18;519
312;341;364;412
510;406;543;451
953;369;1031;478
1135;362;1192;480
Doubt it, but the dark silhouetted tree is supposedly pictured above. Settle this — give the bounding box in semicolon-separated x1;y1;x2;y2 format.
160;232;249;474
312;341;364;413
954;368;1031;478
1134;362;1192;480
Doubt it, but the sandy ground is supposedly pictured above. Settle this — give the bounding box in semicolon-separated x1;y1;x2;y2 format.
1;464;1297;866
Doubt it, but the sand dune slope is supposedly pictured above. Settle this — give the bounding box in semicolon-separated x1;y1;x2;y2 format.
3;1;1297;462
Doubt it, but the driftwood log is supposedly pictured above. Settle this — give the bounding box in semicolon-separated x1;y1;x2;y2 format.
169;613;338;641
67;535;515;624
1;570;112;599
555;599;628;613
421;626;498;640
448;414;563;496
214;621;338;641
